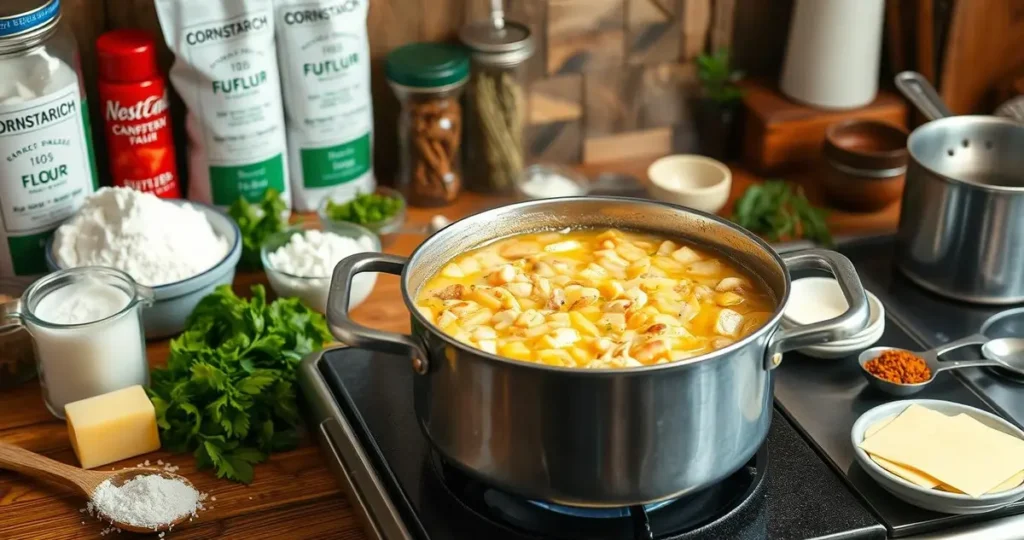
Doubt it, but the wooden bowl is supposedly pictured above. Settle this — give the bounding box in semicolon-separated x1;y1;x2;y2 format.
822;120;908;212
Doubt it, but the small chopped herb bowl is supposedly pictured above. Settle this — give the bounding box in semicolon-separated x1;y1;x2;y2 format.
318;187;407;246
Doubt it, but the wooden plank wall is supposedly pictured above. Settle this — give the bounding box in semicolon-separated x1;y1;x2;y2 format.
65;0;765;188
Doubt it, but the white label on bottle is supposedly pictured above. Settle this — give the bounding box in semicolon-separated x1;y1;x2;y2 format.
0;82;95;276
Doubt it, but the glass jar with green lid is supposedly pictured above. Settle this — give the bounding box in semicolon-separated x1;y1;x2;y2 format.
386;43;469;208
459;6;534;194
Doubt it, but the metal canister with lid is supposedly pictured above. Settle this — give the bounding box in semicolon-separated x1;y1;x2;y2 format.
0;0;97;277
459;3;534;194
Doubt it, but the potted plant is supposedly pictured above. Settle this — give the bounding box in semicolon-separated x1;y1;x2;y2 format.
695;48;744;160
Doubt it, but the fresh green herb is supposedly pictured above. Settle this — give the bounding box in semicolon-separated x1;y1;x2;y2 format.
697;48;744;105
229;189;288;270
147;285;333;483
730;180;833;246
325;192;403;226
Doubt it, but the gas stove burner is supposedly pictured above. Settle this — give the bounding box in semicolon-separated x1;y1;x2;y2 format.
431;446;768;540
526;497;675;519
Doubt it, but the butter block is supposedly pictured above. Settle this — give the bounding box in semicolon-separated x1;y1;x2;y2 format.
64;385;161;469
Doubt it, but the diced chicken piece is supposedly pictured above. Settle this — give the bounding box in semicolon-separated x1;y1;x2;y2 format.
441;263;465;278
598;257;628;273
507;282;533;298
461;308;494;327
714;309;744;337
603;299;632;313
447;301;479;315
491;309;519;330
550;275;572;287
538;349;573;366
533;261;556;277
467;288;502;310
525;323;553;338
500;241;543;260
627;311;650;330
491;287;522;311
544;328;580;348
515;309;545;328
616;242;648;262
653;297;683;316
715;276;748;292
579;263;608;281
548;312;570;328
472;327;497;341
529;275;552;298
569;311;600;337
640;277;676;291
686;260;722;276
598;313;627;333
594;337;615;352
657;240;679;255
476;250;507;269
478;340;498;354
681;297;701;322
596;229;623;243
457;257;481;275
547;287;566;310
416;306;435;324
434;284;465;300
715;292;744;307
623;288;648;309
545;240;582;253
488;264;517;285
671;246;702;264
551;261;572;274
652;256;685;272
518;298;540;310
566;286;600;310
693;284;714;302
437;310;458;329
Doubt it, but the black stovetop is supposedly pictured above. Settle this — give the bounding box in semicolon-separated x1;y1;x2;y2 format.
309;346;883;540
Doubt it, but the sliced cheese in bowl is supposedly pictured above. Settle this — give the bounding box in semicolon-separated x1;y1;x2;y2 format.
859;404;1024;498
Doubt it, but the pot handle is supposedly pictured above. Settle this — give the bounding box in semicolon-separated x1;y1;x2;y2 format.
327;252;430;374
763;249;870;370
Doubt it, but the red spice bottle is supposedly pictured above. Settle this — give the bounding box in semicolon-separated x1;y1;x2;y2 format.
96;29;180;198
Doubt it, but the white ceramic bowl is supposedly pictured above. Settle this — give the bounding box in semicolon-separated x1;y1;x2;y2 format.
784;277;885;357
261;225;380;314
851;400;1024;514
646;155;731;214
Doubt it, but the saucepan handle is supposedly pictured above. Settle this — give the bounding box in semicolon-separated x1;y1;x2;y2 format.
327;252;430;374
763;249;870;370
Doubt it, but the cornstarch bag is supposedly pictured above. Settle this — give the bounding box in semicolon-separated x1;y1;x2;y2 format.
274;0;375;211
155;0;291;209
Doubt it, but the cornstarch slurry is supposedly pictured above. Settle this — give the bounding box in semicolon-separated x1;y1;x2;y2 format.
88;474;206;532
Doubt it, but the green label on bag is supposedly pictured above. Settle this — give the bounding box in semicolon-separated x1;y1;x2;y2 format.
209;154;286;205
300;133;371;188
7;230;51;276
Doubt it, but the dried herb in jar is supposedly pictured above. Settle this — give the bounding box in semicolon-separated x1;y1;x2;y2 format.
468;69;525;192
410;97;462;205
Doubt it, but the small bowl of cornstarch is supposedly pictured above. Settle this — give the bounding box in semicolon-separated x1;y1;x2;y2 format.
47;187;241;339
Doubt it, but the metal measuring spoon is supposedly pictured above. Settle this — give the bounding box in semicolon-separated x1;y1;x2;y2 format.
856;335;1024;396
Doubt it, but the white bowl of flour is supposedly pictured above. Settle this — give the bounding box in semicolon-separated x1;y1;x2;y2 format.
46;188;241;339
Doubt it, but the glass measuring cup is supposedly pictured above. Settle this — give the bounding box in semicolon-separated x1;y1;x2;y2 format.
0;267;153;418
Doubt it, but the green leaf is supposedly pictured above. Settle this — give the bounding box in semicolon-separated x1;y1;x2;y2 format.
238;374;277;395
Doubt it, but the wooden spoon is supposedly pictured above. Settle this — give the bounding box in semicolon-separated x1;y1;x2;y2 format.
0;441;195;533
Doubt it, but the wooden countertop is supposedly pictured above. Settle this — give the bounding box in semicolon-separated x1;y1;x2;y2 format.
0;162;898;539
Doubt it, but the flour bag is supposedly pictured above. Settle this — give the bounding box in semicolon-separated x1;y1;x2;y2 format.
274;0;375;211
155;0;291;208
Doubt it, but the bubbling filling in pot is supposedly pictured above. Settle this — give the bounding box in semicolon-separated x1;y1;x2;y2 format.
415;229;776;368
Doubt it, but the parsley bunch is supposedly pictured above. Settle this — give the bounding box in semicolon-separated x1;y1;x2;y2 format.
731;180;833;246
229;189;288;270
147;285;332;483
325;192;403;226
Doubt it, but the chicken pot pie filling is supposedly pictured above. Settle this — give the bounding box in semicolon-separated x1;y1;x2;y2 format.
415;229;776;368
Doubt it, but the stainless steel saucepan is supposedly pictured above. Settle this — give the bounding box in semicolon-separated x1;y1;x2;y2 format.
894;71;1024;304
326;197;870;507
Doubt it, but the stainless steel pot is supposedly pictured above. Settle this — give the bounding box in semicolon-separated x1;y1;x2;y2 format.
894;72;1024;304
327;197;869;507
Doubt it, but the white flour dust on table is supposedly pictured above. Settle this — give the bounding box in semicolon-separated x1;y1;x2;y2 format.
88;473;206;532
53;188;228;286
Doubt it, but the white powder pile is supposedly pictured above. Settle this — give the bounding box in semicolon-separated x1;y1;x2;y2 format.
519;173;586;199
53;188;229;286
90;474;205;530
267;229;375;278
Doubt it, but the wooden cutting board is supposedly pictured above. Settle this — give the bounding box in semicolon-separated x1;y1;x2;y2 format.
940;0;1024;114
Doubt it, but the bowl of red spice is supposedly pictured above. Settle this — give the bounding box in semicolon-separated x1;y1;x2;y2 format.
858;347;934;396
